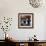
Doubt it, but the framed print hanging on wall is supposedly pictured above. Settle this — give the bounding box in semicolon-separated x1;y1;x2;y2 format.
18;13;34;29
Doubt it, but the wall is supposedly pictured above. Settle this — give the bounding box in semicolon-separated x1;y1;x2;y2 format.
0;0;46;40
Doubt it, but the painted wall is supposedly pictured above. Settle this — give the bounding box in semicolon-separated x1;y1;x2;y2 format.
0;0;46;40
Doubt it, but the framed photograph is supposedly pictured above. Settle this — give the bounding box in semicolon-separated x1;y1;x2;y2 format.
18;13;34;28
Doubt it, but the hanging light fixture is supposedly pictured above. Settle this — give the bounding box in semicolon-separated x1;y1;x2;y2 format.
29;0;44;8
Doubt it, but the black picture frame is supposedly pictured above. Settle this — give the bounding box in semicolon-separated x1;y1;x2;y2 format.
18;13;34;29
